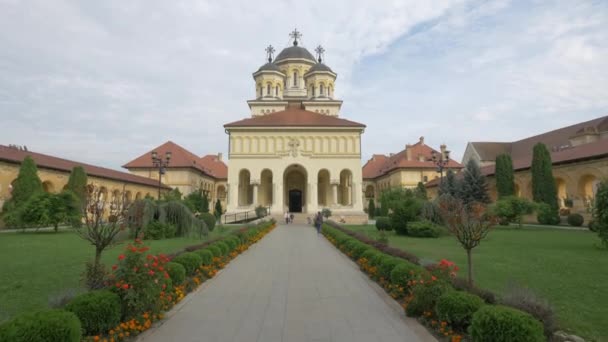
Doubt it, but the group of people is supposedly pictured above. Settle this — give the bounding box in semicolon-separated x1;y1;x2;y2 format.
284;211;324;234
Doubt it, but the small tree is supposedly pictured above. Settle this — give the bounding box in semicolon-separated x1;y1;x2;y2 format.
415;181;428;200
439;169;460;197
495;154;515;198
9;156;43;206
593;180;608;248
460;160;490;204
491;196;535;228
201;192;210;213
531;143;559;209
390;194;422;235
66;166;88;206
368;199;376;218
321;208;332;219
214;199;223;219
20;191;80;232
75;184;127;288
162;188;182;202
438;195;497;286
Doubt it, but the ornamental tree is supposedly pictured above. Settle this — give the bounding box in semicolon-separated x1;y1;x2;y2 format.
19;191;80;232
593;180;608;248
495;154;515;198
415;181;428;200
368;199;376;218
531;143;559;207
214;199;223;219
439;169;460;198
65;166;88;207
491;196;536;228
438;195;497;286
201;192;210;213
460;160;490;204
9;156;43;207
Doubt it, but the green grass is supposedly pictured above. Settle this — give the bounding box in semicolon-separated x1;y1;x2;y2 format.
0;227;237;322
344;224;607;341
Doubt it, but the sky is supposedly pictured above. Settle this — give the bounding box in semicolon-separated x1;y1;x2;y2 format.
0;0;607;170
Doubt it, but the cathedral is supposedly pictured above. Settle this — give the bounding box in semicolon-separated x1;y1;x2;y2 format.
223;30;367;221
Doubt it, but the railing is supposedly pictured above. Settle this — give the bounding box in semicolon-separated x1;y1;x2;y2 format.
223;206;271;224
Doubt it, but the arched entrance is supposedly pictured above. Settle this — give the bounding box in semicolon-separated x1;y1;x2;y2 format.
284;164;307;213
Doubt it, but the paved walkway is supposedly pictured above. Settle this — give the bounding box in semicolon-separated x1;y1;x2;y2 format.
138;225;435;342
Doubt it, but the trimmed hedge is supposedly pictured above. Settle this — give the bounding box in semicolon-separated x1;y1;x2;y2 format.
166;262;186;285
172;252;202;276
206;245;222;258
378;257;401;280
199;212;216;232
470;305;545;342
435;290;484;331
65;290;121;336
375;216;392;231
214;242;229;256
195;249;214;266
407;220;442;238
0;309;81;342
390;262;426;289
567;213;584;227
406;281;450;317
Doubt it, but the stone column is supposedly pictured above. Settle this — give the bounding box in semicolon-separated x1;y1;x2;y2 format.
351;182;356;206
331;180;340;206
251;180;260;207
309;182;318;213
275;183;284;213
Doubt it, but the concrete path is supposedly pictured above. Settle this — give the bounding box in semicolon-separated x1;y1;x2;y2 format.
138;225;436;342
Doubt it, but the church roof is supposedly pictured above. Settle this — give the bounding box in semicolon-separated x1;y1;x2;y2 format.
363;138;462;180
123;141;227;180
256;62;282;73
224;108;365;128
306;62;334;74
274;45;316;63
0;144;170;189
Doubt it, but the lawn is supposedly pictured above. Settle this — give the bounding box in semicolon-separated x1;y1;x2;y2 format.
0;227;237;323
344;224;607;341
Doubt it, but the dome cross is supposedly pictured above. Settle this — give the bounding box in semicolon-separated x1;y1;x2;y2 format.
289;28;302;46
315;45;325;63
265;45;275;62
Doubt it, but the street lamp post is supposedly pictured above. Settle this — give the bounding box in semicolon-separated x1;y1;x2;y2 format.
431;148;451;186
151;151;172;199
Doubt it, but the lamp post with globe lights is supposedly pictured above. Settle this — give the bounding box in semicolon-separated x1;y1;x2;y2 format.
151;151;172;199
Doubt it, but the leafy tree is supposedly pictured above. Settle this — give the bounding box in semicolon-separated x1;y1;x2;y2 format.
438;195;497;286
379;188;415;213
389;192;422;235
65;166;88;206
593;180;608;248
201;192;210;213
531;143;559;223
415;181;428;200
495;154;515;198
460;160;490;204
184;189;204;213
19;191;80;232
491;196;536;228
439;169;460;198
368;199;376;218
162;188;182;202
9;156;43;206
214;199;223;219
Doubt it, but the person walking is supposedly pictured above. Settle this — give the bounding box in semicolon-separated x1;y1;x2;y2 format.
315;211;323;234
284;212;290;224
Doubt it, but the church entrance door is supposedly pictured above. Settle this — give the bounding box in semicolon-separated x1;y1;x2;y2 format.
288;190;302;212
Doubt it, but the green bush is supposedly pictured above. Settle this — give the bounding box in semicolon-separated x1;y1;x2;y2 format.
214;241;229;256
470;305;544;342
378;257;401;280
390;262;426;289
206;245;222;258
375;216;392;231
65;290;121;336
369;253;390;268
196;249;214;266
360;249;379;262
0;309;81;342
566;213;584;227
351;243;369;260
172;252;202;276
435;290;484;331
407;220;442;238
342;239;358;253
406;281;450;317
144;221;176;240
200;212;216;232
166;262;186;285
536;202;560;225
390;198;422;235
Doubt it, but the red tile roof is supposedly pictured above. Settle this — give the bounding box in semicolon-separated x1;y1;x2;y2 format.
123;141;227;180
0;145;170;189
224;108;365;128
363;139;463;180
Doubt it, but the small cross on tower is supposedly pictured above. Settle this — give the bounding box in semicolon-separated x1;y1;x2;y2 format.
289;28;302;46
315;45;325;63
265;45;275;63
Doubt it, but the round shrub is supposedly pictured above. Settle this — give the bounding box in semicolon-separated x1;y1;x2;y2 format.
224;237;238;251
470;305;544;342
65;290;121;336
196;249;214;266
406;220;442;238
378;257;401;280
405;281;450;317
360;249;379;262
166;262;186;285
435;290;484;331
390;262;425;289
214;241;229;256
200;212;216;232
369;253;390;267
351;243;369;260
144;221;176;240
207;245;222;258
0;309;81;342
343;239;358;254
567;213;584;227
172;252;202;276
375;216;392;231
536;203;560;225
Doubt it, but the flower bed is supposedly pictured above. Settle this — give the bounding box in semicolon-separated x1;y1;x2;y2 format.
0;220;276;342
322;222;546;341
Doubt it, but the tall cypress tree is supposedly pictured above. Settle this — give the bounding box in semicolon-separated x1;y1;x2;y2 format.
460;159;490;204
10;156;43;206
66;166;88;205
531;143;558;209
495;154;514;198
415;181;428;200
368;199;376;218
439;169;460;197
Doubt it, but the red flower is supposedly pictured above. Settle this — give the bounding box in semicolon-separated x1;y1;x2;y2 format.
118;254;125;261
148;270;155;276
122;284;129;290
112;264;118;270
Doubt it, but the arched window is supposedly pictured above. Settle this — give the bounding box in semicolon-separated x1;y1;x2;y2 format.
293;71;298;86
312;86;315;97
320;84;325;95
328;85;333;97
275;85;279;96
266;83;271;95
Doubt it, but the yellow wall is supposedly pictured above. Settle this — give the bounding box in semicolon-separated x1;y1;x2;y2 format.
363;168;444;204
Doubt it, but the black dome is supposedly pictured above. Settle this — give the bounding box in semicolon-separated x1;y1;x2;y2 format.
274;46;316;63
256;62;282;73
306;62;334;74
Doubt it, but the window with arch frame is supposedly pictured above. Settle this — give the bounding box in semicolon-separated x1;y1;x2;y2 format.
275;85;279;96
293;71;298;86
320;84;325;95
267;83;271;96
